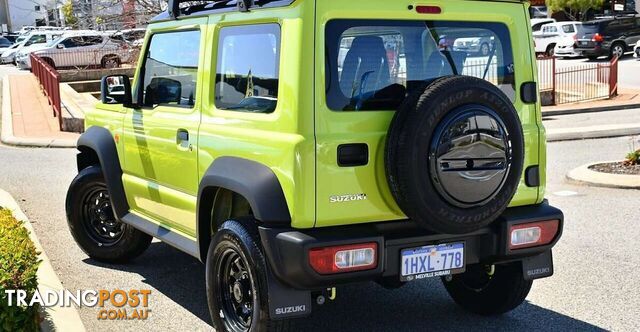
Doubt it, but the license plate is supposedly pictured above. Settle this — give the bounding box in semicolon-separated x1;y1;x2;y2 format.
579;41;588;46
400;243;465;281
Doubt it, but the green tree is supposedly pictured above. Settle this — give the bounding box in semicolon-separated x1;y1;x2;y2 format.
546;0;604;21
61;0;78;28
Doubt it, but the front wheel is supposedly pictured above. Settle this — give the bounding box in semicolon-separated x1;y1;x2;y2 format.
206;219;292;332
441;263;532;315
65;166;152;263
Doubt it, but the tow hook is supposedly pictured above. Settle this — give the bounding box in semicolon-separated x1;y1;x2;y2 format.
315;287;337;305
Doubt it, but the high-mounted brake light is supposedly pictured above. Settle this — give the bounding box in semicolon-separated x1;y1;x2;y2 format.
509;220;559;250
309;243;378;274
592;33;604;42
416;5;442;14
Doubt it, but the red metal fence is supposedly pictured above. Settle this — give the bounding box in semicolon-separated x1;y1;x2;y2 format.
30;53;62;130
537;56;619;105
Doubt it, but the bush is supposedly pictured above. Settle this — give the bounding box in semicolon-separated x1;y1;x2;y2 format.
624;149;640;166
0;208;40;332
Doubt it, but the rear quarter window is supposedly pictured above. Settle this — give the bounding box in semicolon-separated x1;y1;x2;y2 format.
325;20;516;111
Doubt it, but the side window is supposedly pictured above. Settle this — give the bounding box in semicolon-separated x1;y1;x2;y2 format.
62;37;82;48
82;36;103;46
215;24;281;113
141;30;201;108
562;24;575;33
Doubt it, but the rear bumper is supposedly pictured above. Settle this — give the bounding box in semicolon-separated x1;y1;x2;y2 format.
260;201;563;290
576;46;607;57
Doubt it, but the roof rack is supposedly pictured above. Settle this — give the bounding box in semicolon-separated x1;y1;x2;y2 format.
166;0;294;20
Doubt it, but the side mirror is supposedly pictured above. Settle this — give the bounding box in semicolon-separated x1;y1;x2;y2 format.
56;44;64;49
101;75;132;106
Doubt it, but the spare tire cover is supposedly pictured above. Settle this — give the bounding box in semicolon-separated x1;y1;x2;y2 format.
385;76;524;234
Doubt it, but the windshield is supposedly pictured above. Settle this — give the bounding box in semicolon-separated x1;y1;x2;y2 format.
326;20;515;111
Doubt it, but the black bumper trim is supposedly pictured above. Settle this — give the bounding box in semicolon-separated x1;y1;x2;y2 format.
259;201;563;290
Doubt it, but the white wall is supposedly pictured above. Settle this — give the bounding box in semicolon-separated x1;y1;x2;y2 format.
6;0;49;32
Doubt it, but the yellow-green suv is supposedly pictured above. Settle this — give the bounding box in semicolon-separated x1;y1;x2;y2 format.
65;0;564;330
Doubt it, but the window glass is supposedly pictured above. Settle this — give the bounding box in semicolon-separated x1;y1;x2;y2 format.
141;30;201;108
561;24;575;33
26;35;45;46
62;37;83;48
82;36;103;46
326;20;515;111
215;24;280;113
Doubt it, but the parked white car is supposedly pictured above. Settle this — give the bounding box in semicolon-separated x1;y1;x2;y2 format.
533;21;582;56
0;37;13;53
634;40;640;59
1;31;63;64
16;32;133;70
531;18;556;32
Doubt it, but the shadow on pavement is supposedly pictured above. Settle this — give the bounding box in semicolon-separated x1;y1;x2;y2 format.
84;242;605;332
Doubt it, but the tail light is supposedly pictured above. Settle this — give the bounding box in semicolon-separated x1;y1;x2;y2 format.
509;220;560;250
309;243;377;274
592;33;604;42
415;5;442;14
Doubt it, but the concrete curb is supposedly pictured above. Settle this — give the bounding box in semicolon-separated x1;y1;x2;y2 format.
566;161;640;189
542;103;640;117
0;189;86;332
546;124;640;142
1;76;77;148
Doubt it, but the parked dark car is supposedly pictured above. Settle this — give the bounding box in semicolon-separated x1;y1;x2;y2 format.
575;15;640;60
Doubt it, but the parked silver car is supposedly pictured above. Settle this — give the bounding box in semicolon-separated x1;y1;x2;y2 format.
16;32;134;70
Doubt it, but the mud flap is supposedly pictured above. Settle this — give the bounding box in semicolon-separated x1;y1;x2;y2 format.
522;250;554;280
266;264;312;320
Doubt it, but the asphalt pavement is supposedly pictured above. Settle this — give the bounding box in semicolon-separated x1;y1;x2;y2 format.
1;64;639;330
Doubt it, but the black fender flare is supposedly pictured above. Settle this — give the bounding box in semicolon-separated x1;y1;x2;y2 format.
197;157;291;261
76;126;129;219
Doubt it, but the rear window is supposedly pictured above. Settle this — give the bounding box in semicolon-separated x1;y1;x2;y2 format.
325;20;515;111
581;23;601;34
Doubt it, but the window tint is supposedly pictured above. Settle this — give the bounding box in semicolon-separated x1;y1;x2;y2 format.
62;37;83;48
26;35;46;46
562;24;575;33
326;20;515;111
215;24;280;113
0;38;11;47
141;30;201;108
82;36;103;46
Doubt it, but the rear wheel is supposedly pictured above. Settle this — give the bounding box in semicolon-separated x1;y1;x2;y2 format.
65;166;152;263
442;263;532;315
207;219;292;332
610;43;625;59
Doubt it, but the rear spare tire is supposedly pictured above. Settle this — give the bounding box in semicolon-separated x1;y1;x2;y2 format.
385;76;524;234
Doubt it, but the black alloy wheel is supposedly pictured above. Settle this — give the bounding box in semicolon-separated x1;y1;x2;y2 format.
215;248;256;330
80;188;125;246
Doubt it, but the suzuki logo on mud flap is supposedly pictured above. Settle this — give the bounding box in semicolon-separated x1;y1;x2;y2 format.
329;193;367;203
275;305;306;315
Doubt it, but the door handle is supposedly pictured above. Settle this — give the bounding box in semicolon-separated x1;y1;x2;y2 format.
176;129;192;151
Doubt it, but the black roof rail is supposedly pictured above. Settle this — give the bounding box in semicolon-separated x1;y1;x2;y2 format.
166;0;294;20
